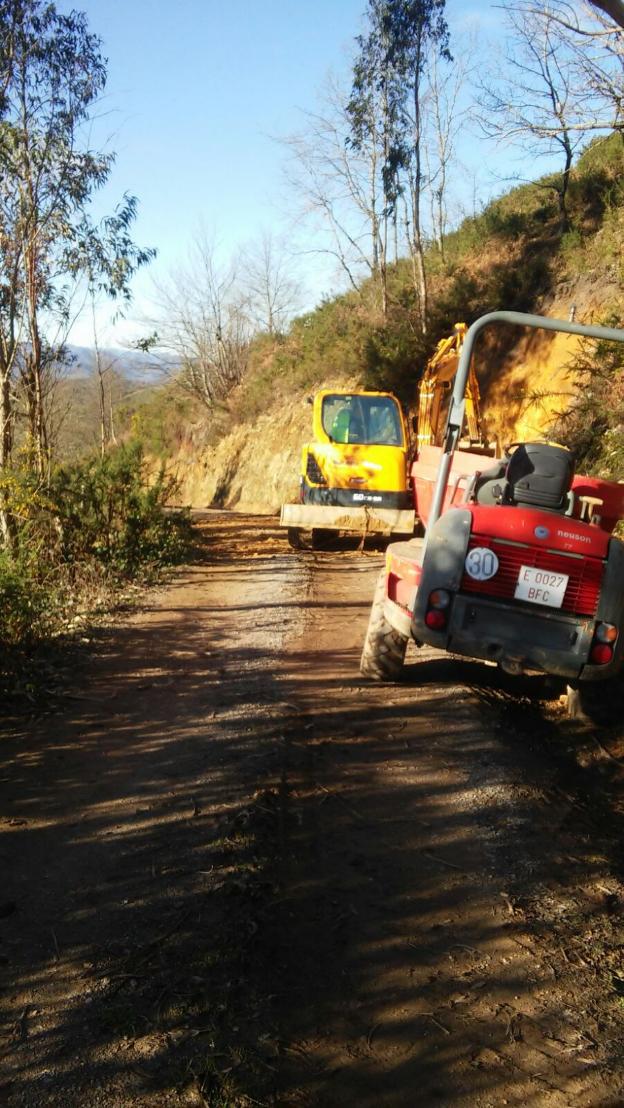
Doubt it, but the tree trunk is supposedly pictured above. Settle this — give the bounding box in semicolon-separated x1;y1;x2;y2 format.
25;239;48;477
409;39;428;335
0;364;17;554
559;140;573;229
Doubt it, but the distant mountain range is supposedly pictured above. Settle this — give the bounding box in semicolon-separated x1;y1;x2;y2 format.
64;345;178;382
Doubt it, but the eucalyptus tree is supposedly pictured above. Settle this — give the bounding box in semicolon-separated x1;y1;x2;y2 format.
347;7;406;317
0;0;153;518
347;0;452;331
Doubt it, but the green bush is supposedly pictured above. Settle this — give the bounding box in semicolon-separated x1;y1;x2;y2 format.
49;441;192;574
0;442;192;654
0;551;58;646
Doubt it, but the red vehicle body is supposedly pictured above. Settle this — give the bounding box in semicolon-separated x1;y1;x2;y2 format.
360;312;624;723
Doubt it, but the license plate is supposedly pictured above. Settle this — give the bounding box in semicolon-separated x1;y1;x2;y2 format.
514;565;569;608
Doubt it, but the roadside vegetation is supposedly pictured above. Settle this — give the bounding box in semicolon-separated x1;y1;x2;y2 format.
0;1;188;688
0;442;191;697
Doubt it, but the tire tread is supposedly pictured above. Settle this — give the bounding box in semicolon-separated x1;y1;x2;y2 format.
360;571;408;681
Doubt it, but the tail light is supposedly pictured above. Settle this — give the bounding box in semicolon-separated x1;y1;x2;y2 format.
591;643;613;665
425;589;451;630
595;622;617;644
306;453;326;486
590;622;618;665
429;589;451;610
425;609;446;630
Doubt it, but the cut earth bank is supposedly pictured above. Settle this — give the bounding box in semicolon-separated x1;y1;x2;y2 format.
1;512;624;1106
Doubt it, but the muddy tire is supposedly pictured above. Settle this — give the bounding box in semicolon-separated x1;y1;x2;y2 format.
311;528;336;550
566;672;624;725
287;528;333;550
360;570;408;681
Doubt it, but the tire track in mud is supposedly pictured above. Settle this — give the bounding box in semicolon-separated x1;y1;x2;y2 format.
263;547;624;1108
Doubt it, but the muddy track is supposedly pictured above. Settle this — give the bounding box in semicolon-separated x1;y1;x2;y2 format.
1;513;623;1107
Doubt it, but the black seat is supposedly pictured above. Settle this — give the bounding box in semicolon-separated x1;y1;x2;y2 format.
503;443;574;511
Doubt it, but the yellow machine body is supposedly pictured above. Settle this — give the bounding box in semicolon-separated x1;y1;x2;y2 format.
301;389;410;506
280;327;492;544
279;390;415;541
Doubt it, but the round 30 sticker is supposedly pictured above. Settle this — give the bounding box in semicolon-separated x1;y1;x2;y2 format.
465;546;499;581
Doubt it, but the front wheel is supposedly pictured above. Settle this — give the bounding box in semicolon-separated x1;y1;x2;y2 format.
566;671;624;725
311;528;336;550
287;527;303;549
360;570;408;681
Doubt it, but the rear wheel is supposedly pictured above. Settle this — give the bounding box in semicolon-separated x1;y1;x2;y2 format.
287;528;336;550
287;527;303;549
311;528;336;550
566;672;624;725
360;570;408;681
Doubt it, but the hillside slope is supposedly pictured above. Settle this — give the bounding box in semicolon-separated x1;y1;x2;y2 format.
167;140;624;512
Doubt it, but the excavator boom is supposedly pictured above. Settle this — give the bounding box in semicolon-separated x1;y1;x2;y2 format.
417;322;487;450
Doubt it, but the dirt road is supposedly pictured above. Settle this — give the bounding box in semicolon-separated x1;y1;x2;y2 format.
1;513;624;1107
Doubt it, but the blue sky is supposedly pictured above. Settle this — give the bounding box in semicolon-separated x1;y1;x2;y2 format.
65;0;502;347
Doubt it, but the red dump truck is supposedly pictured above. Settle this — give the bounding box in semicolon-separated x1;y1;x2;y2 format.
360;310;624;724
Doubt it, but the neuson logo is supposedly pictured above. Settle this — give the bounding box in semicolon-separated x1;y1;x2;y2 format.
557;529;592;543
534;525;549;539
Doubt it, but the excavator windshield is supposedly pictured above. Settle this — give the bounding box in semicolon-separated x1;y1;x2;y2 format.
322;394;404;447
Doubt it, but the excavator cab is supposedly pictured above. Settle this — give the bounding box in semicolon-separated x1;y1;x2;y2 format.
304;390;410;507
280;390;416;547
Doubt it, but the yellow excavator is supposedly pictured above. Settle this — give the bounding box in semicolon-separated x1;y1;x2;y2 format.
280;324;491;548
417;322;486;450
280;388;414;547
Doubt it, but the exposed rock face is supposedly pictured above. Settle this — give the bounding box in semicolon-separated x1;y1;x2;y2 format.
171;398;310;512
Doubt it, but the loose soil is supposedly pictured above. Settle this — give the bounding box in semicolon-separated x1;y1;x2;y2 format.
1;513;624;1107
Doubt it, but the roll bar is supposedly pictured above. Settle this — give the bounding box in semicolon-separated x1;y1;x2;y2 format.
425;311;624;540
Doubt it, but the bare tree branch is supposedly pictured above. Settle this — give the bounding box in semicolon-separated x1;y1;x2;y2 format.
149;234;251;411
240;230;302;336
477;2;620;221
